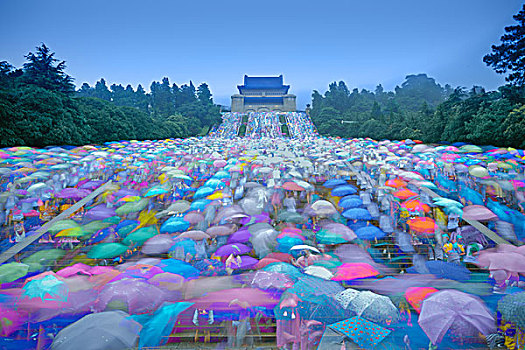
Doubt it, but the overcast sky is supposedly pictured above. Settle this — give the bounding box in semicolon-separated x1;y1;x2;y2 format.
1;0;522;108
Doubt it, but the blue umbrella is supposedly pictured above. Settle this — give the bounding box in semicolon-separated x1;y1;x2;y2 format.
331;185;358;197
339;197;363;209
323;179;348;188
160;217;190;233
88;226;117;244
190;199;211;211
262;262;303;281
342;208;372;221
133;302;194;348
407;260;471;282
169;238;197;257
355;226;386;240
204;178;225;189
212;171;230;179
193;187;214;199
155;259;200;279
328;317;391;349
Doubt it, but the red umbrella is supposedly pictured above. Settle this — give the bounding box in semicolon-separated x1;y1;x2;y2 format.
405;286;438;313
331;263;380;281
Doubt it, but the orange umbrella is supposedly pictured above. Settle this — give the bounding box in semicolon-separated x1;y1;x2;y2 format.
407;217;436;236
385;178;407;188
405;286;438;313
393;188;418;199
402;199;430;213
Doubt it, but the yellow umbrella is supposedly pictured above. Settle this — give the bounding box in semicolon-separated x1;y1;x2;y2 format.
207;192;230;200
55;227;85;237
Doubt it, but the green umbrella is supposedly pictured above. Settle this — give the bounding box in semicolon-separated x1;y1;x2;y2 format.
23;249;66;272
48;220;80;234
316;229;349;244
0;262;29;283
87;243;128;259
122;226;158;246
116;198;149;216
103;216;122;224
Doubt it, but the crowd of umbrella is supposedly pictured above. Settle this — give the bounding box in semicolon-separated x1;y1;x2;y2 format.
0;112;524;349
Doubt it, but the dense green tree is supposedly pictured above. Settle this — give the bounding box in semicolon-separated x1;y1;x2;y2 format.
93;78;111;101
484;4;525;85
197;83;213;105
22;44;74;93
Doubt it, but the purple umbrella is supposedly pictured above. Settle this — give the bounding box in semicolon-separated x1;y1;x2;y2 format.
227;228;251;244
95;278;166;314
114;188;141;197
79;180;104;190
418;289;495;345
141;234;175;255
215;243;252;257
334;244;393;274
231;255;259;269
85;204;117;220
56;187;91;199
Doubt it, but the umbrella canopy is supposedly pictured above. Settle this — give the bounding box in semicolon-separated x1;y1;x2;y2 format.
87;243;128;259
418;289;495;345
405;286;438;313
51;310;142;350
328;317;391;349
497;291;525;330
331;185;357;197
342;208;372;221
95;278;166;314
462;205;498;221
141;234;175;255
332;263;380;281
407;217;436;236
215;243;252;257
0;262;29;283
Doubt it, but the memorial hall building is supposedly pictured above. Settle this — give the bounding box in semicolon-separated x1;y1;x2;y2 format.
231;75;297;113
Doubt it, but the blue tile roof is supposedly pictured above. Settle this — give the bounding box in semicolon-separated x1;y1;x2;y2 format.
237;75;290;94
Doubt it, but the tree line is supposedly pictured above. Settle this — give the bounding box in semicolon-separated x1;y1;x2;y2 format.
0;44;221;147
309;76;525;148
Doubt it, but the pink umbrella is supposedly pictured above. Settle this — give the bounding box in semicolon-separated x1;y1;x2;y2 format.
213;159;227;168
94;278;166;314
207;225;236;237
475;250;525;274
331;263;380;281
188;287;279;311
183;211;205;225
178;230;210;241
147;272;185;291
141;234;175;255
462;205;498;221
56;263;93;278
